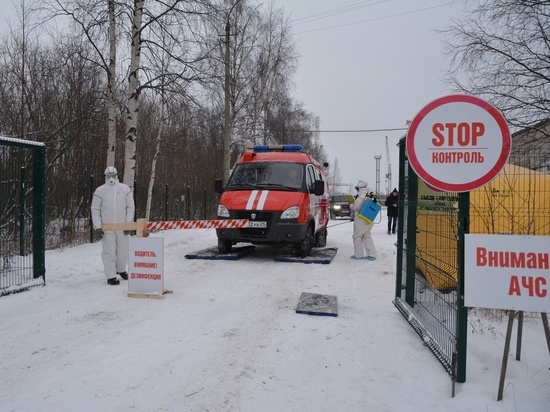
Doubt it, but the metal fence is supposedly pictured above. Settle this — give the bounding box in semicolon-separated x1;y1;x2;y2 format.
0;136;46;295
393;134;550;384
0;134;218;296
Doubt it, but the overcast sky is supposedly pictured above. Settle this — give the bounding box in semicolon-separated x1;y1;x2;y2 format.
0;0;468;194
275;0;468;193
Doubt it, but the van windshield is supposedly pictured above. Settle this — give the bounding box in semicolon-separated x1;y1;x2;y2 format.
227;162;305;191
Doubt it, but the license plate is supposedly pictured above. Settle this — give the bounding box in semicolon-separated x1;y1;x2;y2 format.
247;221;267;228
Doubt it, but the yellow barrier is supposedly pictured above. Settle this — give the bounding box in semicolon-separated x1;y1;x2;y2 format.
416;164;550;290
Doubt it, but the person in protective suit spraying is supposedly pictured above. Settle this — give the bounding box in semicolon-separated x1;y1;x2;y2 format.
91;167;135;285
351;180;377;260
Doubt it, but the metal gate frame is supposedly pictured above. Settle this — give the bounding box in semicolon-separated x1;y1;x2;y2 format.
393;136;468;383
0;136;46;295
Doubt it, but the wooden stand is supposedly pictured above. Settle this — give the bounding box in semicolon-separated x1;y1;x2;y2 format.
103;218;172;299
497;311;550;401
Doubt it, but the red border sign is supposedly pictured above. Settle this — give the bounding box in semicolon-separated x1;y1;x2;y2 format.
406;95;511;192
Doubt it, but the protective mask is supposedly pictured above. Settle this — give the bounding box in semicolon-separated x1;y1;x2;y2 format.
106;174;117;185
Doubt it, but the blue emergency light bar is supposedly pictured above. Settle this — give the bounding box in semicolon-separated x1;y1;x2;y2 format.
254;144;304;152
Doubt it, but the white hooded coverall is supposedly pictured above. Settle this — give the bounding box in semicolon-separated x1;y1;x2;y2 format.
352;184;377;259
91;180;135;280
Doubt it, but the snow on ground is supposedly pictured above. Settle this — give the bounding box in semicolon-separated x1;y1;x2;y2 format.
1;214;549;412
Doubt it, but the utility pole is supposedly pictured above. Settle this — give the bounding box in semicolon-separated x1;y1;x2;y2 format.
223;0;241;185
385;136;392;195
223;19;231;185
374;154;382;194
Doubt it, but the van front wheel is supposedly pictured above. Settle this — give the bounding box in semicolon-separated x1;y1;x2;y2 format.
295;226;313;257
218;238;233;254
315;227;327;247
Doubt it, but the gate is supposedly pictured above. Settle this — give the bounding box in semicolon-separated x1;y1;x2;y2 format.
0;136;46;295
393;131;550;383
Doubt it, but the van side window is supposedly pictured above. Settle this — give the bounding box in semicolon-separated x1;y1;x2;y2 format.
315;168;322;181
306;165;316;191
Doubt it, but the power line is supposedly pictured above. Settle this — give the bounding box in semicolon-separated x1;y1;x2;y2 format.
270;127;408;133
293;2;457;35
316;128;407;133
292;0;389;25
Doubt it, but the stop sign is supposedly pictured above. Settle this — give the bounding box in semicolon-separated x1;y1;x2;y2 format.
406;95;511;192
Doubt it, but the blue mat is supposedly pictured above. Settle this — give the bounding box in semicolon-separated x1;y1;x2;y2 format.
185;245;255;260
296;292;338;317
273;247;338;264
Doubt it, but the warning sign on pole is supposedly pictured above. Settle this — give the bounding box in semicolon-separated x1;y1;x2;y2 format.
406;94;511;192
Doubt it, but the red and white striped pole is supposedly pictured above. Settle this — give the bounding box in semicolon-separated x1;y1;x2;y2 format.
147;219;248;231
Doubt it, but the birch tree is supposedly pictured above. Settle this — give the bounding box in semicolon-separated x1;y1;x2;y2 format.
122;0;144;189
121;0;213;189
141;8;191;220
444;0;550;130
107;0;117;166
46;0;212;190
144;96;164;220
44;0;121;169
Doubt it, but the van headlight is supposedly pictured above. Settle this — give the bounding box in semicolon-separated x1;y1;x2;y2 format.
281;206;300;219
217;204;230;217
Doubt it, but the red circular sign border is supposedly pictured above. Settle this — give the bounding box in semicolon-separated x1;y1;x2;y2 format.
406;94;511;192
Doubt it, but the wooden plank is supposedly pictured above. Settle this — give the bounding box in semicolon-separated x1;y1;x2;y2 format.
136;218;149;237
103;222;137;231
542;313;550;355
127;289;173;300
127;293;165;300
516;311;524;360
102;218;149;237
497;310;515;401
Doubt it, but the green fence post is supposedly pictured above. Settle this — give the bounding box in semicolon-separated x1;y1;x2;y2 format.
187;186;191;220
165;183;169;221
32;147;46;281
456;191;469;382
395;137;405;298
405;168;418;307
203;189;207;220
19;167;26;256
90;175;94;243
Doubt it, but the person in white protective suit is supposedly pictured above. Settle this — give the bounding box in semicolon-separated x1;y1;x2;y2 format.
91;167;135;285
351;180;377;260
